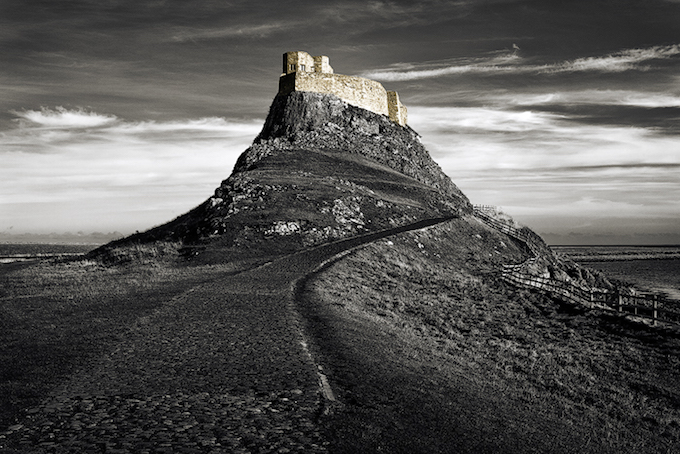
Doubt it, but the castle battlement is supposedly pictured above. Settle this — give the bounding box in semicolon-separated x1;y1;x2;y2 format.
278;51;407;126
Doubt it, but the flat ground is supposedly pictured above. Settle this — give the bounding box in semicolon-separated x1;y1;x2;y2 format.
0;219;441;453
1;219;679;453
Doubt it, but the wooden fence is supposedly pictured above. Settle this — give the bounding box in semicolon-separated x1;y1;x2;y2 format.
473;205;680;326
472;207;539;253
501;268;680;326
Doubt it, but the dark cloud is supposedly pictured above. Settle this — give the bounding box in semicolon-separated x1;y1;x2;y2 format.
3;0;679;115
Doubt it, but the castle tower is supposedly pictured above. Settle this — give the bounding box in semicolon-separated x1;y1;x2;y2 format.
279;51;407;126
387;91;407;127
282;51;333;75
313;55;333;74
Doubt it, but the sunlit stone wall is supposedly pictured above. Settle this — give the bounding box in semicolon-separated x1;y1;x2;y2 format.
279;51;407;126
387;91;407;127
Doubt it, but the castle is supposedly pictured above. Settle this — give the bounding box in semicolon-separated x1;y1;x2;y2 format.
278;51;408;126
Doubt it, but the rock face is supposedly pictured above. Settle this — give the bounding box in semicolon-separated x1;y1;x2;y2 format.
247;92;462;200
92;91;471;262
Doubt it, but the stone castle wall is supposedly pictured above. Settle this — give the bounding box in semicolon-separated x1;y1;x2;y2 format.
283;51;333;75
387;91;407;126
278;51;407;126
279;72;391;119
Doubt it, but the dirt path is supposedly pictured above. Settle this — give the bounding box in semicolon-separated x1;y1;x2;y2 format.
0;218;452;454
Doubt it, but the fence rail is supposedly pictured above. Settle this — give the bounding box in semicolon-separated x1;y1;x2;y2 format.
473;205;680;326
471;208;540;253
501;268;680;325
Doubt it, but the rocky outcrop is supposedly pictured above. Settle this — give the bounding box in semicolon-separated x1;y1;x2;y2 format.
91;91;472;262
242;91;468;206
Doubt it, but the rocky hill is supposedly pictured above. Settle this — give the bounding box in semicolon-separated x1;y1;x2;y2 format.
91;91;471;263
92;89;612;293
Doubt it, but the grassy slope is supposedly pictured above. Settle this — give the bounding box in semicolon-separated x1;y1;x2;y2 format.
95;148;462;266
210;147;462;237
300;217;680;453
219;148;455;231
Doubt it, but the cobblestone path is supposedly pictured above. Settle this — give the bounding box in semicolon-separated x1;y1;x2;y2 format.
0;218;452;454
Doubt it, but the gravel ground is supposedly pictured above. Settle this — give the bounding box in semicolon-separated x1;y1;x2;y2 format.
1;258;327;453
0;219;451;453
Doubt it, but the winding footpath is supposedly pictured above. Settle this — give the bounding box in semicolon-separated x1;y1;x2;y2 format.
0;217;452;454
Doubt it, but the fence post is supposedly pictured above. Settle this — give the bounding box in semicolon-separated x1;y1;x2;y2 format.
653;294;658;326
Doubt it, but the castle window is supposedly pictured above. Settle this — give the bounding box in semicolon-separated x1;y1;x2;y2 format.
289;64;296;71
300;64;306;71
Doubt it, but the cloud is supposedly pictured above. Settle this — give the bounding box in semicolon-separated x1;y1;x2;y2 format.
361;52;527;81
13;106;117;128
170;22;296;42
406;105;680;236
409;105;680;171
108;117;261;136
497;91;680;109
3;108;263;152
0;107;263;233
166;1;463;43
471;90;680;133
362;44;680;81
552;45;680;73
314;1;436;28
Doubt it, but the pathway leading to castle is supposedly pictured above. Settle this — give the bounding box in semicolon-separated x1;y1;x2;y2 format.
0;217;452;454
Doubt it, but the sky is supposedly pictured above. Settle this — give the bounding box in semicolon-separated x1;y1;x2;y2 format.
1;0;679;245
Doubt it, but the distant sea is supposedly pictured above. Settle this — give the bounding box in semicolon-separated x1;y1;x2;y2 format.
0;243;95;264
552;246;680;302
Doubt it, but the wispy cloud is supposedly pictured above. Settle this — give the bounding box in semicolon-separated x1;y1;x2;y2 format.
407;105;680;235
410;105;680;170
3;107;262;152
361;52;526;81
170;22;296;42
0;107;263;232
363;44;680;81
13;107;117;128
495;90;680;109
314;1;437;28
168;1;456;43
551;45;680;73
